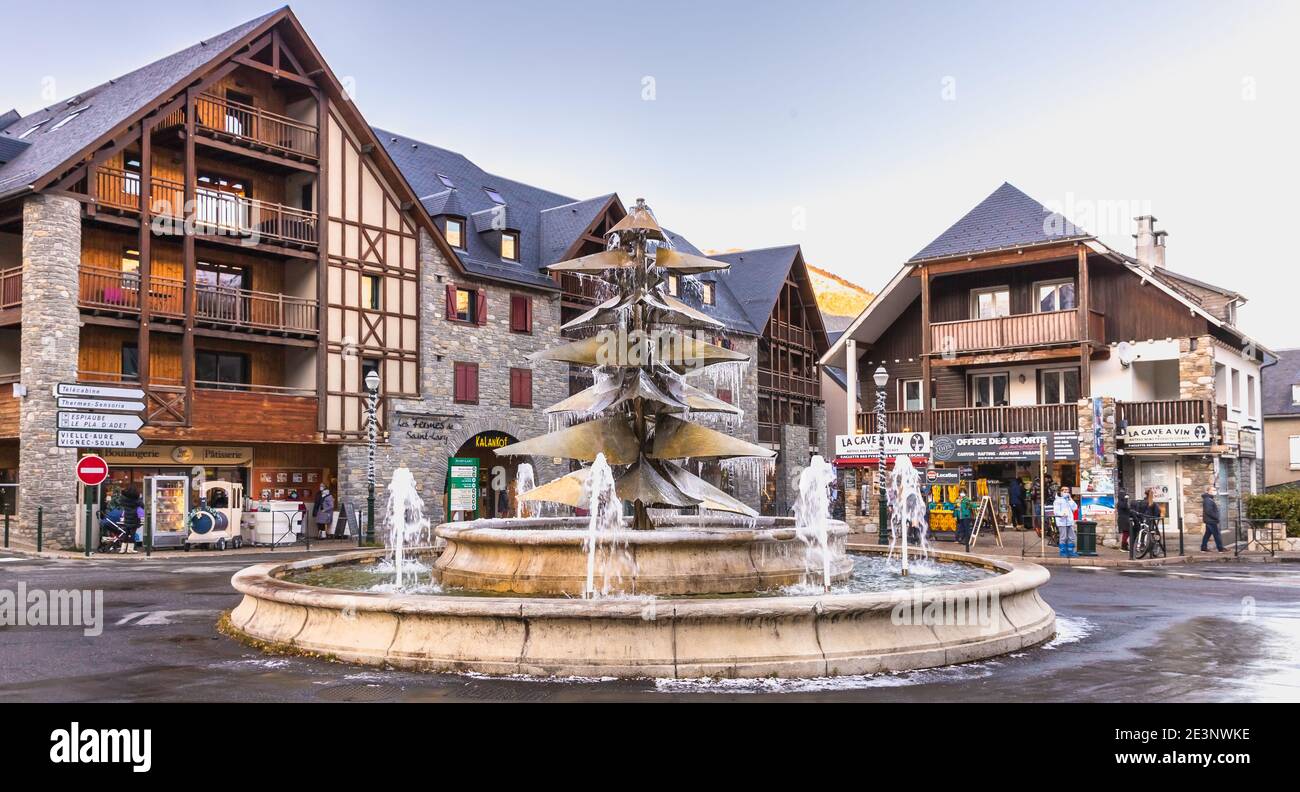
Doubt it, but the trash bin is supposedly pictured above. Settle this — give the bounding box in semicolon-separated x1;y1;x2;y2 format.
1076;520;1098;557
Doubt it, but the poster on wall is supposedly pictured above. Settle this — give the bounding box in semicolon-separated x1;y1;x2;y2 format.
448;456;480;515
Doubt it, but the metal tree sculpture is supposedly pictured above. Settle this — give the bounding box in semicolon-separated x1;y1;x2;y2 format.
495;199;775;529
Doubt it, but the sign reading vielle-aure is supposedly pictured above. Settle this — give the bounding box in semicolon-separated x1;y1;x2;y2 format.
1121;423;1211;448
57;430;144;449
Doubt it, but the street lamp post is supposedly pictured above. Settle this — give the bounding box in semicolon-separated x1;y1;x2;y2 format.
874;366;889;545
364;369;381;546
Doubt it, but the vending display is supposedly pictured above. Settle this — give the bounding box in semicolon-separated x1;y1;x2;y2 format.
147;474;191;547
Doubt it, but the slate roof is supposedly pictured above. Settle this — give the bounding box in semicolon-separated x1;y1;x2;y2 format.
1263;348;1300;417
0;8;281;199
709;246;805;334
909;182;1091;262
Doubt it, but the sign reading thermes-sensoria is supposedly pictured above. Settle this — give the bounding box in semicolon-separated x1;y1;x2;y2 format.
56;397;145;412
53;383;145;400
57;430;144;449
58;412;144;432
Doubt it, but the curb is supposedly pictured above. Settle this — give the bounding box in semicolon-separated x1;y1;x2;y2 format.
844;540;1278;569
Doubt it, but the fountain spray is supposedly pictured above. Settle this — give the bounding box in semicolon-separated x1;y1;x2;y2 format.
793;455;836;591
582;453;623;598
515;463;536;519
385;467;430;589
886;455;931;577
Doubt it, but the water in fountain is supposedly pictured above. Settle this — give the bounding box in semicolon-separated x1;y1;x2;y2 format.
885;455;931;576
582;452;629;598
793;455;836;591
515;463;535;518
385;467;431;589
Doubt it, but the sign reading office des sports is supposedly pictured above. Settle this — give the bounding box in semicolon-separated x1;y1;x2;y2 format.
932;431;1080;463
1121;423;1211;448
835;432;931;459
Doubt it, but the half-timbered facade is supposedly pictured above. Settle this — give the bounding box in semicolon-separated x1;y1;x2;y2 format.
0;8;458;546
823;183;1269;542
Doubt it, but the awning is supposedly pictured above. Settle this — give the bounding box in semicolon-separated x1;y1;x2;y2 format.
834;455;931;469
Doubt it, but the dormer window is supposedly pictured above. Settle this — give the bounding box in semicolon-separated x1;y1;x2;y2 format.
701;281;715;305
667;275;679;296
437;173;456;189
444;217;464;249
484;187;505;205
500;231;519;262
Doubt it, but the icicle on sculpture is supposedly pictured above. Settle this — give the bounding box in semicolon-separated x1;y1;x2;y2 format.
495;199;775;529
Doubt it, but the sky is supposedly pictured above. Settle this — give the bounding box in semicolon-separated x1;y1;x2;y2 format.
3;0;1298;347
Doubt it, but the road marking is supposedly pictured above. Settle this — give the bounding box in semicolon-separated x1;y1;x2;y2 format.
116;609;218;626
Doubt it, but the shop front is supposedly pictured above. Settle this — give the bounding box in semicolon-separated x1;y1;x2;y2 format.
931;431;1082;531
1118;422;1214;533
442;430;531;520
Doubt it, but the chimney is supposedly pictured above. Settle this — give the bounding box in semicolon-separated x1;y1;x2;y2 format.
1133;215;1167;268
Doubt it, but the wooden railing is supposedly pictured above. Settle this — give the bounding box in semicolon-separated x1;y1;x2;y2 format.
557;271;613;305
1118;399;1213;427
758;369;820;398
1;266;21;309
767;319;813;349
931;308;1105;355
93;170;318;246
193;92;318;158
79;265;316;334
857;404;1078;435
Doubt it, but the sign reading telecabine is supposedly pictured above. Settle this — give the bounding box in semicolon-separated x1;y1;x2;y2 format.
448;456;480;515
1120;423;1211;448
931;431;1079;463
57;412;144;431
57;430;144;449
53;383;145;400
834;432;931;458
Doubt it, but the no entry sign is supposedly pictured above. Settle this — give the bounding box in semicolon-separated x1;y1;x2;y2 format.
76;454;110;487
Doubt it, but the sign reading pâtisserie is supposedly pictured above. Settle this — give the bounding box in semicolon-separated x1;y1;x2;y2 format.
1121;423;1211;448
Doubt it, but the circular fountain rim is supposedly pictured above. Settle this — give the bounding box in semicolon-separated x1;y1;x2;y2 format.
233;546;1040;620
435;515;850;545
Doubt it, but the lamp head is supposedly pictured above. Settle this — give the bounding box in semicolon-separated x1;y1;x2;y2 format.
365;370;381;393
872;366;888;389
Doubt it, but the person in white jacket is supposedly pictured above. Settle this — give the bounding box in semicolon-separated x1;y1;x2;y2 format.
1054;487;1078;558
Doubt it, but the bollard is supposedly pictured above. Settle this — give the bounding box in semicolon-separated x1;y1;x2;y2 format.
85;497;93;558
3;512;8;549
36;506;43;552
145;504;153;557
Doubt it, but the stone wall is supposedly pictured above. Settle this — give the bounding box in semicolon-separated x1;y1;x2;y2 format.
18;195;82;548
337;229;566;526
1179;335;1216;401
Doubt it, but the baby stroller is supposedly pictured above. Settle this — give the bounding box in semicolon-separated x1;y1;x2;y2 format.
98;508;133;553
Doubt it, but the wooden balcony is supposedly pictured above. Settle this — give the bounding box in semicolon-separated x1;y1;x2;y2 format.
857;404;1078;435
188;93;318;161
79;265;318;336
557;271;613;306
76;374;317;438
1118;399;1215;428
758;369;820;398
93;169;318;248
931;308;1104;357
766;319;814;349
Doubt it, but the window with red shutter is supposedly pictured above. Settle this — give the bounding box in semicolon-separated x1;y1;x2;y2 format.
445;284;457;321
510;368;532;408
454;362;479;404
510;294;532;334
475;290;487;325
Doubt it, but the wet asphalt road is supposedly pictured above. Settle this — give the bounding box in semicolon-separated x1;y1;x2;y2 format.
1;549;1298;702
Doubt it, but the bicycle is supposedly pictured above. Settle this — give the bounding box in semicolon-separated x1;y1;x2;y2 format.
1132;515;1166;559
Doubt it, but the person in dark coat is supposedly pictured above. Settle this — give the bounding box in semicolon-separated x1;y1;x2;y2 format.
118;486;143;554
312;483;335;540
1116;486;1132;551
1009;477;1025;521
1201;487;1225;552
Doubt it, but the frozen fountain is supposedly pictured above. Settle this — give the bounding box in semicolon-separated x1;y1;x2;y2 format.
514;463;536;519
384;467;430;589
229;199;1055;678
886;455;931;576
793;455;836;591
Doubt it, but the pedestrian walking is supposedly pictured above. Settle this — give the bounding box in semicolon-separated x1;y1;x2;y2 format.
119;485;143;554
1054;487;1078;558
955;489;974;546
312;482;335;540
1201;486;1225;552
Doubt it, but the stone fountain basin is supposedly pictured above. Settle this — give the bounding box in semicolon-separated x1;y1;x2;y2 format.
434;516;853;596
227;547;1056;679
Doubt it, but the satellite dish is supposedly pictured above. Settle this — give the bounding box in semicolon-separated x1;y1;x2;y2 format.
1117;341;1135;368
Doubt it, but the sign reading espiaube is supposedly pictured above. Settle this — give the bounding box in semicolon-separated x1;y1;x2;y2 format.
58;412;144;432
1121;423;1211;448
835;432;932;458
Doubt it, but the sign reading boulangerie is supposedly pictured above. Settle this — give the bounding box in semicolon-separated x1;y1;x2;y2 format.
932;432;1079;462
1121;423;1211;448
835;432;931;459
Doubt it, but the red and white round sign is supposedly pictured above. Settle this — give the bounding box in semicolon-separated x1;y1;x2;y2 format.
76;454;110;487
